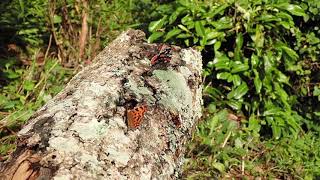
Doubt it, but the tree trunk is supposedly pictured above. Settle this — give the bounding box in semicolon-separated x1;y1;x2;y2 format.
0;29;202;180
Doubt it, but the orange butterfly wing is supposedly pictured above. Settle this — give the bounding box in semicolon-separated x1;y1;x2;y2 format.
127;105;147;129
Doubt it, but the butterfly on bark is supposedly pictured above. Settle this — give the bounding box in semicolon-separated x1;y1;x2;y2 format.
150;44;173;65
127;104;147;129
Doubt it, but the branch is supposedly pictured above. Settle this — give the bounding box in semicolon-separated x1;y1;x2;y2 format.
0;30;202;179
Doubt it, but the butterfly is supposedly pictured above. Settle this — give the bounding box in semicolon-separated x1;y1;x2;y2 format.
127;104;147;129
150;44;172;65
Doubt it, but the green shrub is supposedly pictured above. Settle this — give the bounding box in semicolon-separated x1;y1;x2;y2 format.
148;0;320;139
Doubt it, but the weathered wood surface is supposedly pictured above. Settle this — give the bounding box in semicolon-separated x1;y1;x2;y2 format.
0;29;202;180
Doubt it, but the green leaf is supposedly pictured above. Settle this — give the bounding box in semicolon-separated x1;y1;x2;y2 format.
214;41;221;52
23;80;35;91
211;17;233;30
277;11;294;21
313;86;320;101
205;4;229;18
213;54;230;70
200;37;207;47
2;101;17;109
208;115;219;135
252;25;264;48
248;116;261;133
232;75;241;86
178;24;191;33
236;33;244;47
285;114;300;132
164;28;181;42
178;0;189;7
206;31;224;40
204;86;223;99
195;21;206;37
193;37;199;44
181;14;193;25
235;138;243;148
206;39;217;45
176;33;192;39
253;70;262;93
263;108;282;116
184;39;190;46
148;16;167;32
279;21;290;29
281;45;299;60
18;0;25;14
217;72;231;80
207;103;217;113
256;14;281;23
274;83;289;108
169;7;185;24
263;51;274;73
272;122;281;139
227;74;233;83
53;15;62;24
234;33;243;61
18;28;39;35
212;162;225;173
226;100;242;110
276;3;306;17
147;32;164;43
275;70;290;85
0;95;8;107
231;63;249;73
251;54;259;69
6;70;20;79
227;82;248;99
213;54;229;64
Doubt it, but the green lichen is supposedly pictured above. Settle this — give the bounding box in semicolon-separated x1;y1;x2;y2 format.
70;119;108;140
152;69;192;116
124;77;155;103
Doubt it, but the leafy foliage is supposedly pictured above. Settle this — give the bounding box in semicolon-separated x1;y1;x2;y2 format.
148;0;320;177
0;0;49;48
148;0;320;139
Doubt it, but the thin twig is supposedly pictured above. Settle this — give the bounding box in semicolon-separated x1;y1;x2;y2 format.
241;156;245;175
79;0;88;61
44;34;53;60
221;131;232;148
48;0;64;61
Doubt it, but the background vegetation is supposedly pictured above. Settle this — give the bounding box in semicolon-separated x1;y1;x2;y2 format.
1;0;319;178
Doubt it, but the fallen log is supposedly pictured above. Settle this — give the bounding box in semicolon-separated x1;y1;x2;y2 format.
0;29;202;179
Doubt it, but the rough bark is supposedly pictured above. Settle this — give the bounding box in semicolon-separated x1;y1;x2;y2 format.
0;29;202;180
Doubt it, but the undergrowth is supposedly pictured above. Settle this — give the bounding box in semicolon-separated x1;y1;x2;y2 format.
183;109;320;178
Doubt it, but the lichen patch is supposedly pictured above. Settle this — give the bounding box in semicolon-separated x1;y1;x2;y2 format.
69;119;107;141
